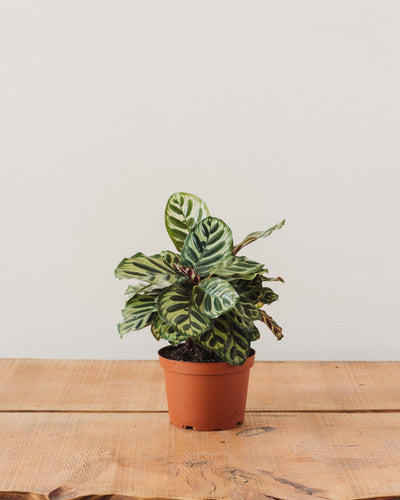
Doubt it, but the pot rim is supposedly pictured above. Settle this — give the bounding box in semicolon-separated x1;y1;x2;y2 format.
158;346;255;375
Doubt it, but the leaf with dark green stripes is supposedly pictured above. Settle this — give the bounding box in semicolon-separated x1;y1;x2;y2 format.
125;282;151;301
234;276;279;305
249;324;260;341
165;192;210;252
234;275;264;302
122;294;158;319
125;280;174;302
196;316;251;366
233;219;285;255
210;255;266;280
118;294;157;337
181;217;233;277
259;287;279;305
115;251;185;284
228;296;262;332
194;277;239;319
157;284;213;337
152;313;187;345
150;323;162;341
118;314;154;338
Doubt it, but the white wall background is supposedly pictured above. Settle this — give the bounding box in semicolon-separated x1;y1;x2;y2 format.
1;1;399;360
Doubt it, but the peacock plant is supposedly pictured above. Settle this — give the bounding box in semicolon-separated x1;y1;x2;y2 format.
115;192;285;366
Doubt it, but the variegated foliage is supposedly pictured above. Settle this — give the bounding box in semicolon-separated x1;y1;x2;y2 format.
234;275;279;305
233;219;285;255
196;278;239;318
115;251;185;284
124;281;172;301
229;296;263;333
118;294;158;337
165;192;210;252
157;284;214;337
209;255;266;280
115;192;285;365
196;315;251;365
151;313;187;345
180;217;233;276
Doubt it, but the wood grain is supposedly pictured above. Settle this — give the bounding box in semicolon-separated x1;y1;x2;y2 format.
1;360;399;412
0;412;400;500
0;494;184;500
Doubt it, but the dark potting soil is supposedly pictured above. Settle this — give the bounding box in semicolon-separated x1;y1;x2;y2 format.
161;342;223;363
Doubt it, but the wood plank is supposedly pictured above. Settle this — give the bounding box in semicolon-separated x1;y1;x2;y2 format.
0;412;400;500
1;360;399;412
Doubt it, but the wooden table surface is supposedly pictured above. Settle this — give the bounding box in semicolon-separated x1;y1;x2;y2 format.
0;360;399;500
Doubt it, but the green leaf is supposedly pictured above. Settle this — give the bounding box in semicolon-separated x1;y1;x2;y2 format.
115;251;185;284
150;323;162;341
228;296;262;332
118;314;154;338
249;324;260;341
152;313;187;345
195;277;239;319
165;192;210;252
125;280;174;301
118;294;158;337
234;276;279;305
210;255;266;280
157;284;213;337
234;275;264;302
259;287;279;305
196;316;251;366
181;217;233;277
233;219;285;255
122;294;158;319
125;283;151;301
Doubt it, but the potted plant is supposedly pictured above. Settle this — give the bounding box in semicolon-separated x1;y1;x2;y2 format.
115;192;285;431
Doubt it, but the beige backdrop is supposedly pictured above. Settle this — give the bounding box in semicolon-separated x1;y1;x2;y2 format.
1;1;399;360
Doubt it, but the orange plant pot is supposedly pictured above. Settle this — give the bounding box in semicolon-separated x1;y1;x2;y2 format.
158;347;255;431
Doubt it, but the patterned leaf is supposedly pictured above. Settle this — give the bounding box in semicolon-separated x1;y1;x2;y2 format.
196;316;251;366
118;314;154;338
150;323;162;341
249;324;261;341
234;275;264;302
260;310;283;340
124;281;172;301
125;283;151;301
115;251;185;284
165;192;210;252
210;255;266;280
157;284;213;337
122;294;158;319
259;287;279;305
118;294;158;337
195;278;239;319
181;217;233;277
229;296;262;332
233;219;285;255
152;313;187;345
234;276;279;305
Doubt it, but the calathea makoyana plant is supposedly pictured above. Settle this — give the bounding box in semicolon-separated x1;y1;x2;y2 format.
115;192;285;366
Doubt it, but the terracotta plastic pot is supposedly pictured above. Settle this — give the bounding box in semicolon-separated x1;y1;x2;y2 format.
158;347;255;431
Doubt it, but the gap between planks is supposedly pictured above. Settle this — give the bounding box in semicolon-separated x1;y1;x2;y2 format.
1;409;400;413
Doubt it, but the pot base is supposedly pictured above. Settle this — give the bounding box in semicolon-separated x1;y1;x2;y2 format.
171;419;243;432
